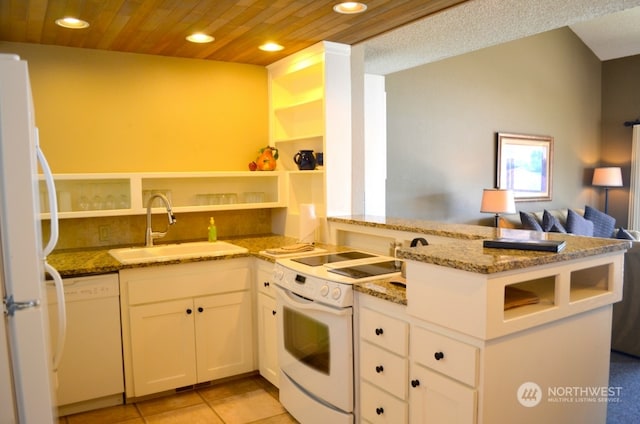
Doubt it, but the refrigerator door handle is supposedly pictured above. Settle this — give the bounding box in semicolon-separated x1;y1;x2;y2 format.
35;128;59;257
44;261;66;371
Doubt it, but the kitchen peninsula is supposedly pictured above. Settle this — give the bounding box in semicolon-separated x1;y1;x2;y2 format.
328;216;629;424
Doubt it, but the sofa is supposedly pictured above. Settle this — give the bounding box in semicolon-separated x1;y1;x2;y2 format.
498;207;640;357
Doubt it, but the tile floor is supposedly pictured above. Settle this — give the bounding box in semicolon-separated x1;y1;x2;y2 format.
58;375;298;424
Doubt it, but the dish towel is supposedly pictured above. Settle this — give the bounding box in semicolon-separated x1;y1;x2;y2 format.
265;243;315;255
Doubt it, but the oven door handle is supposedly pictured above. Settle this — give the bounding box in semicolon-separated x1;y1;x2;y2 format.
276;285;351;316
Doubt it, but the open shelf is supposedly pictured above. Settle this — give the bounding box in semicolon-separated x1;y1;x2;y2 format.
503;276;557;321
40;172;285;219
569;263;611;303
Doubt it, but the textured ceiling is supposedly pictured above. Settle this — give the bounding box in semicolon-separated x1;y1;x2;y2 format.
570;5;640;61
361;0;640;75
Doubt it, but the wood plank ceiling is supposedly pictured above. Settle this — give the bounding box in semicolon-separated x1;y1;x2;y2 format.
0;0;468;66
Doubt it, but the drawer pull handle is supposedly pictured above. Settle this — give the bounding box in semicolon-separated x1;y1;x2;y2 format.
264;281;270;287
375;328;384;336
434;351;445;360
272;310;276;315
376;407;384;415
411;379;421;388
186;308;192;315
198;307;204;313
375;365;384;373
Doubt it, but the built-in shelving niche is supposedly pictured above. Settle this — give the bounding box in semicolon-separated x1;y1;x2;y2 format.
569;263;611;303
503;276;557;321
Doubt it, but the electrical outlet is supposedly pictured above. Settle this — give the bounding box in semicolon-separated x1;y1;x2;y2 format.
99;225;110;241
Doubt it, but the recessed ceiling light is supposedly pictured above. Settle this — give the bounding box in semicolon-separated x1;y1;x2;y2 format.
55;17;90;29
259;42;284;52
186;33;214;43
333;2;368;14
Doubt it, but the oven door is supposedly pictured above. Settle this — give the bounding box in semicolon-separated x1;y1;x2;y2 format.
275;285;353;413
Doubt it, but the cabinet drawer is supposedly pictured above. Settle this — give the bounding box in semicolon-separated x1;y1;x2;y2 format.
360;341;408;400
360;380;408;424
360;307;408;356
411;326;478;387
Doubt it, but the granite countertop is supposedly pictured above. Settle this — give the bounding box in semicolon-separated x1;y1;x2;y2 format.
329;215;631;274
355;277;407;305
47;235;332;278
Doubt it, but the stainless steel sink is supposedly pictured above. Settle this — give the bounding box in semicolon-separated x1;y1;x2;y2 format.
109;241;248;264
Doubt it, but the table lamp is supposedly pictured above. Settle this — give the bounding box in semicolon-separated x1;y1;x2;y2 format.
481;188;516;227
592;167;622;214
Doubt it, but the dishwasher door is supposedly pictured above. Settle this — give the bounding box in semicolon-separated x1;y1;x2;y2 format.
47;273;124;414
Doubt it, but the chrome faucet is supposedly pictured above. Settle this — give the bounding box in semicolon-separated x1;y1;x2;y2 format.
145;193;177;247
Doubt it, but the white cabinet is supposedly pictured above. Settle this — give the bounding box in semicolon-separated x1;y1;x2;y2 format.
120;259;255;398
256;259;279;387
357;294;478;424
409;365;477;424
357;295;409;423
40;171;286;219
129;298;197;394
409;326;478;424
267;41;352;239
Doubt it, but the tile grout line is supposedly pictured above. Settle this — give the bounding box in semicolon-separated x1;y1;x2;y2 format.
194;389;228;423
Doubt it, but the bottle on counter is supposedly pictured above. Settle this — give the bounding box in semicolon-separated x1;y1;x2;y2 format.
208;217;217;242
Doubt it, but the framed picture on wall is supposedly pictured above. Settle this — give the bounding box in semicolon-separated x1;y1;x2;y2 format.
497;132;553;201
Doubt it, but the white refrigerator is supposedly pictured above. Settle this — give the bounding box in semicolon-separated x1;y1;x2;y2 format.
0;54;65;423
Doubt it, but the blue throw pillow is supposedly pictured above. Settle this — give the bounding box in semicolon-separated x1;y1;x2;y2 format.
616;228;635;240
542;210;566;233
520;211;542;231
566;209;594;236
584;205;616;238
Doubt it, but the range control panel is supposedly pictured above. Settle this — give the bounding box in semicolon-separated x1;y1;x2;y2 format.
273;263;353;308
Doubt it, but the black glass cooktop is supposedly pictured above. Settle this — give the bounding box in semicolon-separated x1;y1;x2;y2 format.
328;260;401;279
292;251;376;267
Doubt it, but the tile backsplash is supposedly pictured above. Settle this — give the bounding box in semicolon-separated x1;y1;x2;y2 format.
43;209;273;250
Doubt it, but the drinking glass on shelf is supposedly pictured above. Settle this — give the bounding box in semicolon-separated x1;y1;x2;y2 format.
105;194;116;210
196;194;209;206
78;195;90;211
118;194;129;209
227;193;238;204
91;195;103;210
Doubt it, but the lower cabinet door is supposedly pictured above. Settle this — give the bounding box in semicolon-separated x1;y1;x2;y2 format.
360;381;408;423
195;291;255;382
257;292;279;387
129;299;197;397
409;364;477;424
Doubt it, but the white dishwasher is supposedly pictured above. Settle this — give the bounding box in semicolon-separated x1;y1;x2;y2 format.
47;273;124;416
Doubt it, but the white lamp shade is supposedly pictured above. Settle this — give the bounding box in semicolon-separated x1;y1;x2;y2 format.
592;167;623;187
480;188;516;214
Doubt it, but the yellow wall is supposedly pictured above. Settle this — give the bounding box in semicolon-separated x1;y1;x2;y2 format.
0;42;268;173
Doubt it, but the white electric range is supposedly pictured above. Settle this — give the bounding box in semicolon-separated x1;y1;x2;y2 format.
272;250;402;424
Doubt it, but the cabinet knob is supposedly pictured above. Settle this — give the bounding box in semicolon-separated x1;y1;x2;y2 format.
376;407;384;415
186;308;192;315
198;307;204;313
375;328;384;336
264;281;270;287
411;379;421;388
434;351;445;360
375;365;384;373
272;310;276;315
